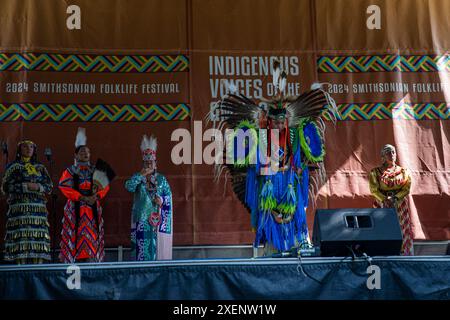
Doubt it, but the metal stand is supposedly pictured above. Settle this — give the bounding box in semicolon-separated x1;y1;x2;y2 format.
46;155;58;263
2;140;8;170
252;246;258;258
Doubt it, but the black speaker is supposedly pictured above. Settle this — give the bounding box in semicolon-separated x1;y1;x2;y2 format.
313;208;403;257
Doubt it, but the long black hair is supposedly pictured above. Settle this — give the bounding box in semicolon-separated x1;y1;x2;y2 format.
75;145;86;154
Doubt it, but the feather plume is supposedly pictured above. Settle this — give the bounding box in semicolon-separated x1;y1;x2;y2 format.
207;80;339;214
285;89;328;127
310;82;323;90
227;82;238;95
140;134;157;152
272;60;281;89
93;158;116;189
279;71;287;94
310;82;340;124
93;170;108;190
75;127;87;148
207;93;261;130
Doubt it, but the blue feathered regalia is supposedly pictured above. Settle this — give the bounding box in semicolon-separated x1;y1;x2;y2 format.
210;61;338;254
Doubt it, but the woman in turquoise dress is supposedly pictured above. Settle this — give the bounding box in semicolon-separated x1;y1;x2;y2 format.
125;135;173;261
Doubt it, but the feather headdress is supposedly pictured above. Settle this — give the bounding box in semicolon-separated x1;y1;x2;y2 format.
140;134;157;161
208;59;340;208
75;127;87;149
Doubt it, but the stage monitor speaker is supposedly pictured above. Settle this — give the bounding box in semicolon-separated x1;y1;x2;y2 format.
312;208;403;257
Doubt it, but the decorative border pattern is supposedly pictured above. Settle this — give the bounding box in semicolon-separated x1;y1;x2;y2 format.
0;103;190;121
323;103;449;120
318;55;450;73
0;53;189;72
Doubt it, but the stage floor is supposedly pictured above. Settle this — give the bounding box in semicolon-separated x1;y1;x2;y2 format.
1;256;449;300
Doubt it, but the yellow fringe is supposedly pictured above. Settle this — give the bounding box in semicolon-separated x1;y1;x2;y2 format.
9;204;48;214
2;164;20;180
5;242;51;253
10;196;48;204
6;216;49;228
6;230;50;240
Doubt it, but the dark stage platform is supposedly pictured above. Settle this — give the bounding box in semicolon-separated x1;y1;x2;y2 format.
1;256;449;300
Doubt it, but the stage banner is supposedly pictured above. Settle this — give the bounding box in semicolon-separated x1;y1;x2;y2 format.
0;0;448;251
189;0;320;243
314;0;449;240
189;0;448;242
0;0;195;246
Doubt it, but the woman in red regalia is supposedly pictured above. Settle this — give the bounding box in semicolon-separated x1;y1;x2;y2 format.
59;128;110;263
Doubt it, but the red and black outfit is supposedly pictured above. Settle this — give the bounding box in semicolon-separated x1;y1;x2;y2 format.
58;162;109;263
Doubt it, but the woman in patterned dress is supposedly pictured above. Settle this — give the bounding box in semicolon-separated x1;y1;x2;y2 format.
369;144;414;255
58;128;110;263
125;135;173;261
2;140;53;264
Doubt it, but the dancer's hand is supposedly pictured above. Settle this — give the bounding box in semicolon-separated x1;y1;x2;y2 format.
86;195;97;206
154;195;163;207
80;195;97;205
27;183;40;191
140;167;152;176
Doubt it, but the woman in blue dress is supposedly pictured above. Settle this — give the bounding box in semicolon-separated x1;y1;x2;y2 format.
125;135;173;261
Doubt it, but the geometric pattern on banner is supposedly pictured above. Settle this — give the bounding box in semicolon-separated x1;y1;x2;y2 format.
0;53;189;72
322;102;449;120
318;55;450;72
0;103;190;121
